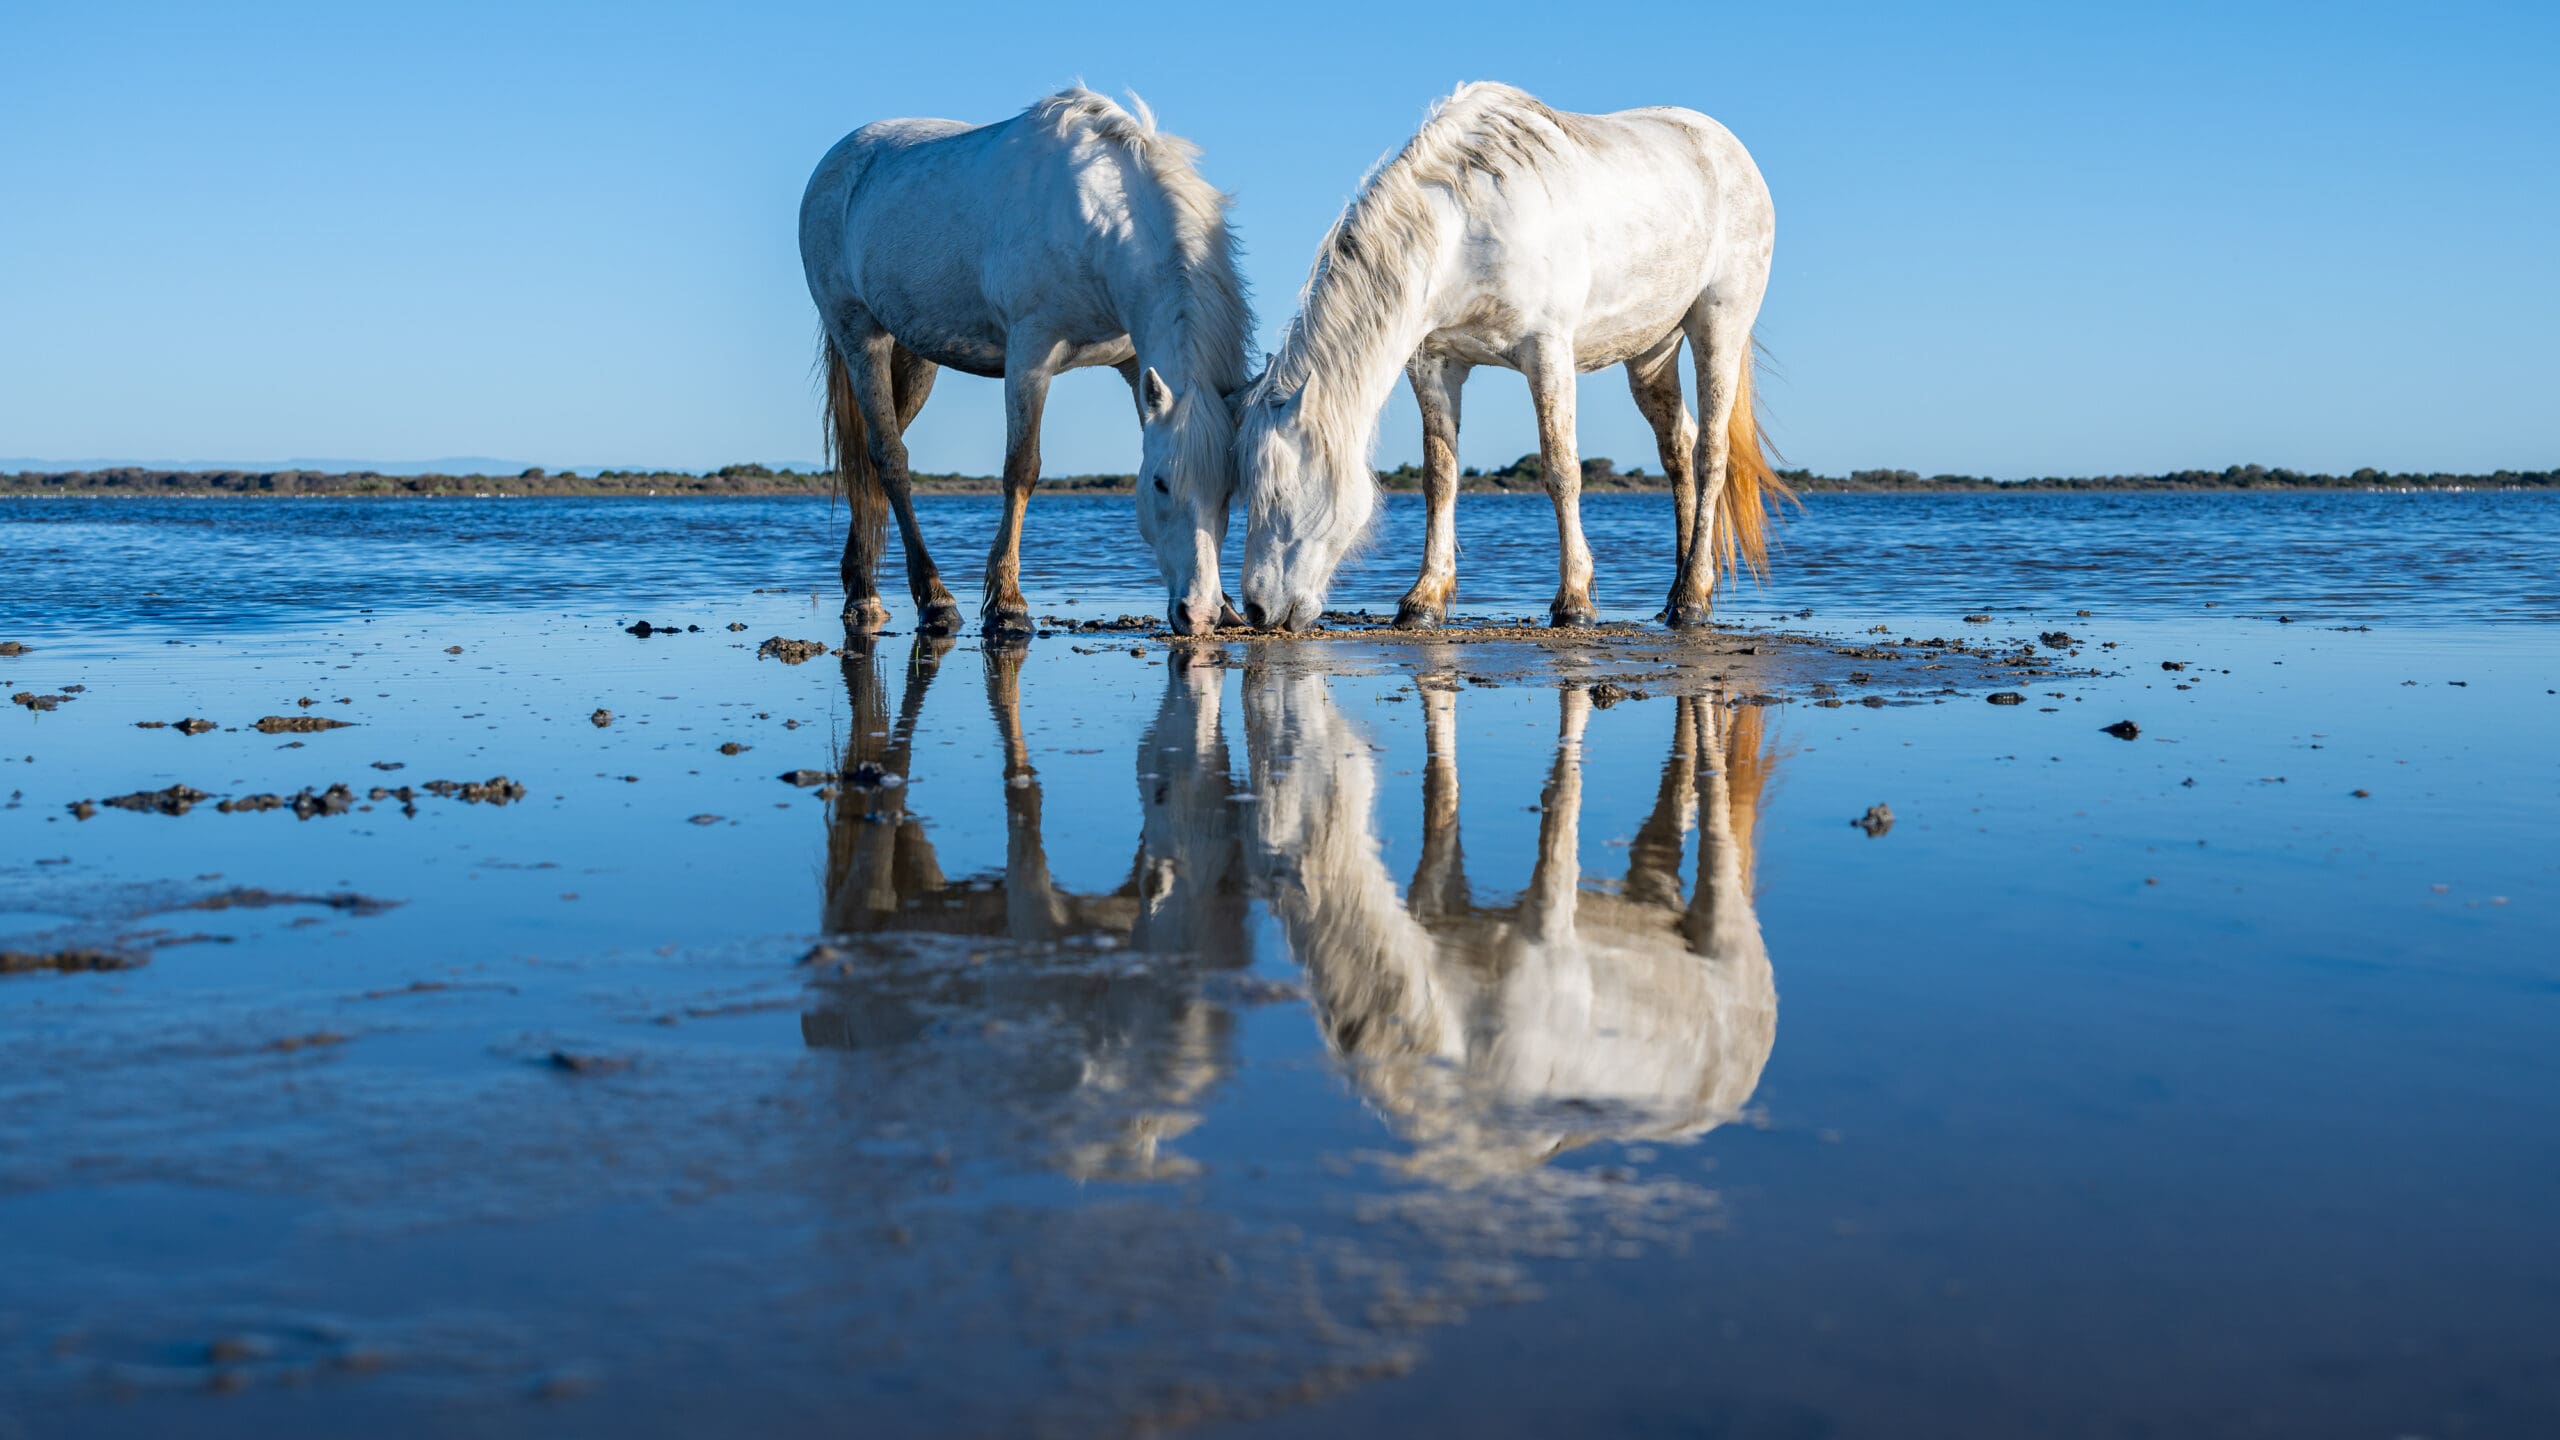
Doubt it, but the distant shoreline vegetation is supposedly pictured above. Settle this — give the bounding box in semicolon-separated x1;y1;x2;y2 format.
3;458;2552;498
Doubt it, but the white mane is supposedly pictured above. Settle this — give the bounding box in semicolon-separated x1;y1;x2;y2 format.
1028;88;1251;400
1252;83;1570;486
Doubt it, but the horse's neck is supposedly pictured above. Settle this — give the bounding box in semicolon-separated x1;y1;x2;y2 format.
1290;200;1459;457
1101;191;1243;398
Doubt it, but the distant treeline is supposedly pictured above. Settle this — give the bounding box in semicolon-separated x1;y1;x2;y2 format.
4;458;2551;498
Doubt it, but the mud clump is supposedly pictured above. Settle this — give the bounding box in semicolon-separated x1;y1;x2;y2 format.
253;715;354;734
101;784;214;816
0;640;30;656
717;742;749;755
11;691;70;712
422;776;527;805
2161;660;2188;672
218;784;358;819
1987;691;2026;705
757;636;830;664
589;709;613;727
187;887;400;917
1962;614;1992;625
2102;720;2142;740
176;717;217;735
779;769;835;788
2;947;142;975
2039;631;2077;649
1587;682;1641;708
1852;803;1895;838
547;1050;631;1075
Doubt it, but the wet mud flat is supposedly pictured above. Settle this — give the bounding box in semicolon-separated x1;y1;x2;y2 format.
3;575;2558;1437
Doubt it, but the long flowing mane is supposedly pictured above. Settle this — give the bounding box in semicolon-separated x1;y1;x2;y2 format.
1255;83;1572;459
1028;88;1250;398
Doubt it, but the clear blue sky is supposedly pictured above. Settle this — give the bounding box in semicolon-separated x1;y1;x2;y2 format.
4;0;2553;478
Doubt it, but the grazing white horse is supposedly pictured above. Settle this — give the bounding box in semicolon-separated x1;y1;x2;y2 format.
1237;82;1787;632
800;89;1250;637
1242;665;1778;1179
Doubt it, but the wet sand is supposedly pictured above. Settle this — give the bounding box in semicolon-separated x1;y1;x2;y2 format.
4;499;2558;1437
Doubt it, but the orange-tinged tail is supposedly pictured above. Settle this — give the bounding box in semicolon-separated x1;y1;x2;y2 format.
1720;340;1794;583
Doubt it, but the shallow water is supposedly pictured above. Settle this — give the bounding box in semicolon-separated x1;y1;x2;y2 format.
3;493;2556;1437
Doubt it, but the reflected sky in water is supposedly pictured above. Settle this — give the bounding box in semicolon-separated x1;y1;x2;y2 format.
2;497;2556;1435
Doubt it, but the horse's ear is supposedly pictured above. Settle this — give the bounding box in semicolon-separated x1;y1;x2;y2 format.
1141;366;1174;422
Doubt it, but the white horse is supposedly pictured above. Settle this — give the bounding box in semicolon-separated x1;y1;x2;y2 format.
800;89;1249;637
1236;82;1787;632
1243;665;1779;1179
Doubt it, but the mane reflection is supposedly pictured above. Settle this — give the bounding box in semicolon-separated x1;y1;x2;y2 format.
1244;670;1780;1181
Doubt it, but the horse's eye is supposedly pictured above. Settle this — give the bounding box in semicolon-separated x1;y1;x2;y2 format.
1153;477;1170;494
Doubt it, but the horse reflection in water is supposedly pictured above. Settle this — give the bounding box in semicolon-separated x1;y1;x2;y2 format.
1245;668;1779;1181
802;638;1249;1179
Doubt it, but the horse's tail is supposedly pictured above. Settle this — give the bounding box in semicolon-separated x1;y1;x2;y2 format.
820;331;885;566
1720;337;1794;583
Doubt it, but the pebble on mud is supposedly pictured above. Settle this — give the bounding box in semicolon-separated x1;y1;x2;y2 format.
1962;614;1992;624
10;691;70;712
2102;720;2142;740
687;813;722;826
757;636;830;664
778;769;834;787
1852;804;1895;837
1987;691;2026;705
717;742;749;755
444;645;464;654
589;709;613;727
2038;631;2077;649
0;641;30;656
2161;660;2188;672
1587;682;1635;708
174;717;217;735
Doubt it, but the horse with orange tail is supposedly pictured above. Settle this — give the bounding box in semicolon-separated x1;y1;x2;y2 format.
1235;81;1790;631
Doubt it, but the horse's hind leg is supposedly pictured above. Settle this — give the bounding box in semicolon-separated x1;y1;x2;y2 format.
981;340;1060;640
1395;355;1469;630
847;330;965;633
1624;336;1699;622
1671;295;1758;628
1522;336;1596;627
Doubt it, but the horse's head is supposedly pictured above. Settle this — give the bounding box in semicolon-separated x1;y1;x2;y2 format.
1133;367;1240;637
1237;380;1374;632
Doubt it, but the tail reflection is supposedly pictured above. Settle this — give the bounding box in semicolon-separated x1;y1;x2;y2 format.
1246;672;1779;1180
806;641;1250;1180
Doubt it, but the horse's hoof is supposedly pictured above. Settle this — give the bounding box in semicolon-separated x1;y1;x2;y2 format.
1394;600;1445;631
981;606;1035;640
1665;600;1712;630
1549;604;1597;629
843;598;892;634
916;602;966;636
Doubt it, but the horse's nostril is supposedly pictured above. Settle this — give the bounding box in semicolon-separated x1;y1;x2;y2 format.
1243;600;1268;628
1171;601;1194;633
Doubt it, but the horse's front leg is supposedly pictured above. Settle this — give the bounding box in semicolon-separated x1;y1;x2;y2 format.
1523;337;1596;627
1396;356;1469;630
982;343;1060;640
